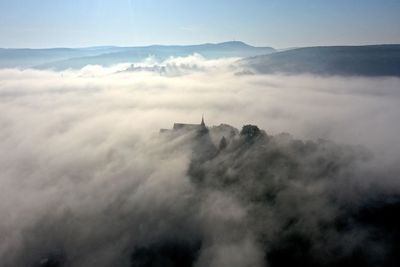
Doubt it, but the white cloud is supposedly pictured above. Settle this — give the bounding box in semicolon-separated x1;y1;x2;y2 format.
0;57;400;266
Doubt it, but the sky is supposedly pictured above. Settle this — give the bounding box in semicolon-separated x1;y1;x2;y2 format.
0;0;399;48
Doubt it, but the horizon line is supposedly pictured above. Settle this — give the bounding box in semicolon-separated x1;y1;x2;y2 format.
1;41;400;50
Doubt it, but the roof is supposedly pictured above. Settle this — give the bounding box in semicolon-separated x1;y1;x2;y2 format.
173;123;203;131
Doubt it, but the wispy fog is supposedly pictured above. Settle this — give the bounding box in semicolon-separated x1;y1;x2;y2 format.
1;56;400;266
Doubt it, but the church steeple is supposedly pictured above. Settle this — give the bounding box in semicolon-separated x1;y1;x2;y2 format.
201;115;205;127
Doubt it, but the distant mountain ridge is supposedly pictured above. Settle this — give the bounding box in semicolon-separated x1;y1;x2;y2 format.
241;44;400;77
3;43;400;77
0;41;275;70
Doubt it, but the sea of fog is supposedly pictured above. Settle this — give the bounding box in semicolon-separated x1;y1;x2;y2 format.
1;55;400;266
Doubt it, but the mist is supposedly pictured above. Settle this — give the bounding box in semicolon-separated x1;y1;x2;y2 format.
1;56;400;267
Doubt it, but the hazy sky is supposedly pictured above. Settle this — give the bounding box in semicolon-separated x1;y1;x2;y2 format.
0;0;399;48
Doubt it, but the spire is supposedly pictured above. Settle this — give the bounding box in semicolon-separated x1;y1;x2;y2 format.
201;114;205;127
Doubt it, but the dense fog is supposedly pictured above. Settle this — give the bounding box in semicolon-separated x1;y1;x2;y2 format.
1;56;400;267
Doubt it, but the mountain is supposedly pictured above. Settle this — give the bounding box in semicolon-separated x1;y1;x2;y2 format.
3;43;399;77
0;46;126;69
240;44;400;77
0;41;275;70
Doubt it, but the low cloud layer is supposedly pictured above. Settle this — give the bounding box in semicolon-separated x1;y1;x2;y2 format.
0;56;400;266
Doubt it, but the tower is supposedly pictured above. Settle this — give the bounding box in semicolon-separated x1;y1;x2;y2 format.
201;115;205;127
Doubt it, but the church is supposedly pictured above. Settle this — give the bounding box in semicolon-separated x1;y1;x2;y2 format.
160;116;207;133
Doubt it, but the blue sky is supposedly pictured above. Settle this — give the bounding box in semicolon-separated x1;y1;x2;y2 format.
0;0;399;48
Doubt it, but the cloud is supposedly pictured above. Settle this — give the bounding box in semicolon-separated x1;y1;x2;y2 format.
0;57;399;266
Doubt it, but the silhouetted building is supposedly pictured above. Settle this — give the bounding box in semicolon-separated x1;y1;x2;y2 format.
160;116;207;134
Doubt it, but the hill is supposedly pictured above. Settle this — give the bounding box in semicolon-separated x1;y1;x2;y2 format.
0;41;275;70
240;44;400;77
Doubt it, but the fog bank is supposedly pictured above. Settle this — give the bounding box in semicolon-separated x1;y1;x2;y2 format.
1;57;400;266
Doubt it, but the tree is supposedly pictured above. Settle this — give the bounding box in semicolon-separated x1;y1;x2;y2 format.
219;136;228;150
